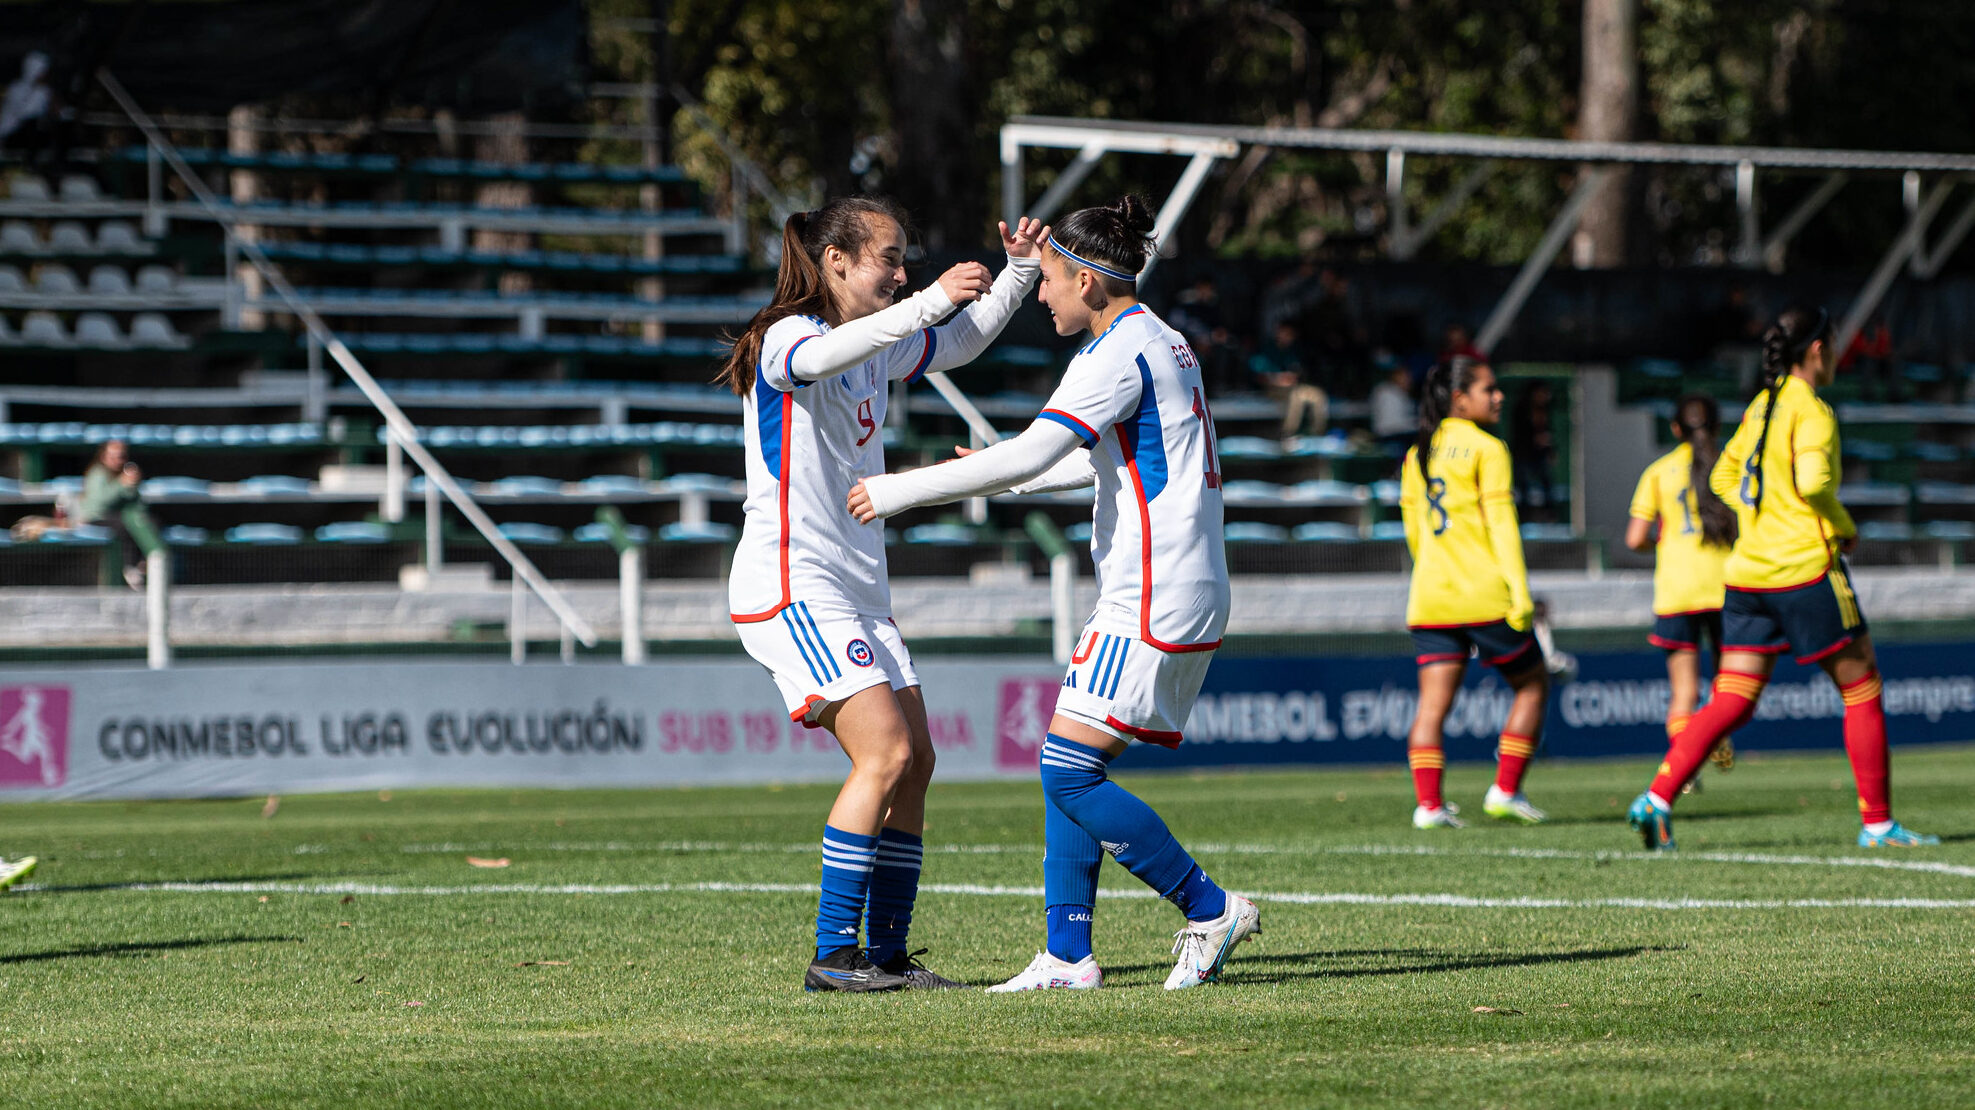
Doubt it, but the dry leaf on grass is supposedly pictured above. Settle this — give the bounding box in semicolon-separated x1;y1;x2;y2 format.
403;1000;424;1008
260;795;280;818
516;960;570;967
337;922;353;928
1473;1006;1524;1015
257;896;269;903
341;895;355;904
466;856;511;868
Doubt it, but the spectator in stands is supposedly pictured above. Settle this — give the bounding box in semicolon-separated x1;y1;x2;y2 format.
77;439;158;589
1841;312;1897;401
1168;276;1243;393
1303;269;1370;397
1698;283;1765;390
1369;353;1416;457
1509;381;1558;523
1440;321;1485;363
0;52;52;160
1259;256;1322;335
1248;321;1327;441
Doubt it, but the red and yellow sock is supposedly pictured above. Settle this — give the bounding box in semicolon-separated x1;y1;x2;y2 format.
1840;670;1891;825
1494;733;1538;793
1408;746;1444;810
1665;713;1692;742
1649;671;1765;804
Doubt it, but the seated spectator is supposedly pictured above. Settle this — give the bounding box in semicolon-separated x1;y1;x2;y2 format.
76;439;160;589
1440;322;1485;364
1841;313;1897;401
1368;353;1416;457
1248;322;1328;441
1302;269;1369;396
0;52;53;161
1509;382;1558;523
1168;276;1244;393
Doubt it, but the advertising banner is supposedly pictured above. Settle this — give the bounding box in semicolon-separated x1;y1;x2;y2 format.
1;643;1971;800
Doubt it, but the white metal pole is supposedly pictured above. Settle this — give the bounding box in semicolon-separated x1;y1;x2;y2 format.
1386;149;1408;260
620;546;646;665
145;548;170;670
424;477;442;570
1050;552;1077;666
510;576;526;664
1476;167;1610;355
383;429;405;523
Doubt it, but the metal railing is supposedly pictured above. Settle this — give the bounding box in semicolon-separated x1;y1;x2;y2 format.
98;70;600;665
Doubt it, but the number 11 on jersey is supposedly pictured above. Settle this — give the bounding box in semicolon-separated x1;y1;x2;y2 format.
1191;387;1221;490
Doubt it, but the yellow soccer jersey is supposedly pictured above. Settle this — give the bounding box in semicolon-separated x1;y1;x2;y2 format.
1709;374;1857;590
1628;443;1729;616
1401;418;1533;628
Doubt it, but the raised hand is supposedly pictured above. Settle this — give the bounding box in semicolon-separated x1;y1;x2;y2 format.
936;261;994;307
1000;216;1045;259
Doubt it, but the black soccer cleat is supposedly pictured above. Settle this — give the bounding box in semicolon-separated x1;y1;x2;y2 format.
803;945;909;993
875;948;971;990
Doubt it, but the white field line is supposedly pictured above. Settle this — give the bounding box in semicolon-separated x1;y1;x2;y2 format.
23;878;1975;911
387;839;1975;880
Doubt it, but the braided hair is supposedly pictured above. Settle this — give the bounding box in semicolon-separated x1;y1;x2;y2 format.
1414;356;1486;484
1673;393;1737;548
1745;306;1830;512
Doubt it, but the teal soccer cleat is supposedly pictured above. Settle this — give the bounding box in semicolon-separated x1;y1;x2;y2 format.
1857;822;1940;848
1627;793;1674;851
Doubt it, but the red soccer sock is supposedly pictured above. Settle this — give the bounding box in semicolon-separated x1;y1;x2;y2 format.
1840;670;1891;825
1649;671;1765;805
1494;732;1537;793
1408;746;1445;810
1665;713;1692;743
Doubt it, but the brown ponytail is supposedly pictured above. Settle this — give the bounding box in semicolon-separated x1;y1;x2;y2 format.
715;195;911;394
1674;393;1736;548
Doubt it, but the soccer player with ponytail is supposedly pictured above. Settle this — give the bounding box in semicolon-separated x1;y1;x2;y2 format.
1626;395;1738;789
721;195;1046;990
1399;356;1550;829
1627;306;1937;850
849;195;1259;993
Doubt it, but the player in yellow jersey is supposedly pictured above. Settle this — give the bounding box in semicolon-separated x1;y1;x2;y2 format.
1628;306;1937;850
1626;395;1738;791
1400;357;1549;829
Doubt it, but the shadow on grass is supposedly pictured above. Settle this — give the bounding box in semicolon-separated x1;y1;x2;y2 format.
29;871;323;894
0;935;304;964
1106;944;1684;985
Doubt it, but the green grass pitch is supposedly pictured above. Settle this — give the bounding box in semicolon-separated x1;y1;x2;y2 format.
1;747;1973;1108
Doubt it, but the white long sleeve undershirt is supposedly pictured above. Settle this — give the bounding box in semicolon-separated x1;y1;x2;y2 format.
787;254;1040;382
860;420;1087;518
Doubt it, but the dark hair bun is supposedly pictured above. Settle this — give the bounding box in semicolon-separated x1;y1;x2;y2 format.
1115;194;1156;236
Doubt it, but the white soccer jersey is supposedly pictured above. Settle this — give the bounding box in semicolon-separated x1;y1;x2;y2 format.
1035;305;1230;650
729;314;940;622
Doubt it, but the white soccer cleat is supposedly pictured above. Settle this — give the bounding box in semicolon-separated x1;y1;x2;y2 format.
1483;785;1548;824
984;951;1103;993
0;856;38;892
1413;804;1465;829
1164;893;1261;991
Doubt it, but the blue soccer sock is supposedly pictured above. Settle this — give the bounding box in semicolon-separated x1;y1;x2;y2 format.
816;825;877;958
1038;734;1227;922
864;827;924;965
1043;793;1100;963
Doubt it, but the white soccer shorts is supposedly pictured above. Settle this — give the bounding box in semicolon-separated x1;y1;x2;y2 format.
736;601;919;727
1053;625;1216;747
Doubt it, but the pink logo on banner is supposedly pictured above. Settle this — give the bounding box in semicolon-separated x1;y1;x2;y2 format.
995;678;1060;771
0;685;69;788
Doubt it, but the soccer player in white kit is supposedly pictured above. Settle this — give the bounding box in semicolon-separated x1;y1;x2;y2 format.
850;196;1259;992
719;195;1044;992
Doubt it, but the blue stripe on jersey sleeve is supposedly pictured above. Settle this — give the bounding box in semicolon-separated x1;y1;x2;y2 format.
1038;409;1100;448
1121;354;1168;501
